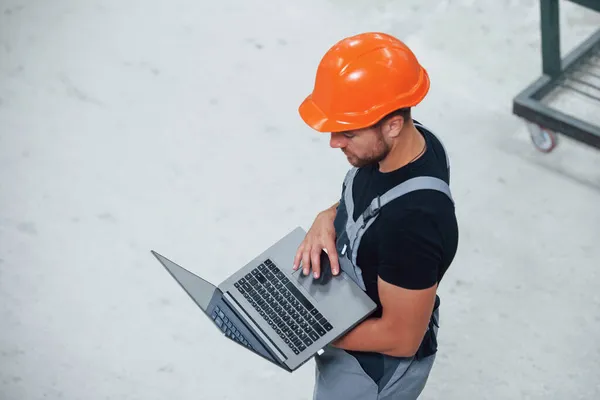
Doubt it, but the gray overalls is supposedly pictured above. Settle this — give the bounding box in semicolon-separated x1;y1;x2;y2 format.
313;122;454;400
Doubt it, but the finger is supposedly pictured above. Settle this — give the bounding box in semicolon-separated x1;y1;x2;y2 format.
325;242;340;275
311;248;321;278
293;244;305;270
302;250;312;276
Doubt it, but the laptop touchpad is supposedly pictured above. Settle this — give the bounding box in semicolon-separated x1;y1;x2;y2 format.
293;270;333;302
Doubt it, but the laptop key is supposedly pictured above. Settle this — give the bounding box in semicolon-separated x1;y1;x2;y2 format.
310;320;324;334
314;325;326;336
275;270;286;280
308;330;319;341
298;343;306;352
256;272;267;283
303;336;313;346
264;271;276;281
284;282;315;311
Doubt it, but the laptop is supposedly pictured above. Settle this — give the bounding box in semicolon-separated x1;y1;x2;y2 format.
151;226;377;372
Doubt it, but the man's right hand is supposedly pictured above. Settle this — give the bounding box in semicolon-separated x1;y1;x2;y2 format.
293;206;340;279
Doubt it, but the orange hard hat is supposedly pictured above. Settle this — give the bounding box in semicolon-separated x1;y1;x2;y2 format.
299;32;430;133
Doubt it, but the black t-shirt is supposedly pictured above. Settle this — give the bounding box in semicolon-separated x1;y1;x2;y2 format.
342;122;459;384
347;122;459;316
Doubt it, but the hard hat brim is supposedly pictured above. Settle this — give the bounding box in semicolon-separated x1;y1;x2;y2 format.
299;95;364;133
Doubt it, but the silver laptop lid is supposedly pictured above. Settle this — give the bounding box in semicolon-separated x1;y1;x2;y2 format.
151;250;217;314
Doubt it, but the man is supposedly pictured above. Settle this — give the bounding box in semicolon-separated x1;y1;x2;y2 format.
293;32;459;399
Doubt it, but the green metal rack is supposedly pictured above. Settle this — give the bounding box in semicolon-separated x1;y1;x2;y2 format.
512;0;600;152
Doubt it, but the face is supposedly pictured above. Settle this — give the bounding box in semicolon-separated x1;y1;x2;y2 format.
329;125;391;168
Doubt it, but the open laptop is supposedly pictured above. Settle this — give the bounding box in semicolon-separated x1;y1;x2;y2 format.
151;226;377;372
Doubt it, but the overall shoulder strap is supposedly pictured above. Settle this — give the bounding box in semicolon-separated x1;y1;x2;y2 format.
341;167;359;225
357;176;453;228
348;176;454;266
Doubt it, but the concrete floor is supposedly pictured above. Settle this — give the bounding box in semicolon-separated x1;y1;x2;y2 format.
2;1;600;399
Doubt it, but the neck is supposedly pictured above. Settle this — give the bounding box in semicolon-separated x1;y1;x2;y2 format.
378;123;425;173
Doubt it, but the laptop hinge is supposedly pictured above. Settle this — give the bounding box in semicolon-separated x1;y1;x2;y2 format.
222;292;287;363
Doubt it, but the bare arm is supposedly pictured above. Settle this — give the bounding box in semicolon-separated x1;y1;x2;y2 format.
332;278;437;357
292;201;340;277
322;201;339;217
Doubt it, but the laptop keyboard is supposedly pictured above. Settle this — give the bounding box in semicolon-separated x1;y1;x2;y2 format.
234;259;334;355
211;305;254;351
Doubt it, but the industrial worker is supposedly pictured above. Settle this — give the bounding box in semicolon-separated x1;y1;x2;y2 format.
293;32;459;399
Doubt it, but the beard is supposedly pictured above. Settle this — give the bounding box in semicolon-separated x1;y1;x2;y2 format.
344;133;391;168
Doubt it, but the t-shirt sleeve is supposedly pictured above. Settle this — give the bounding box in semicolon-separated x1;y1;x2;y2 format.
377;211;443;290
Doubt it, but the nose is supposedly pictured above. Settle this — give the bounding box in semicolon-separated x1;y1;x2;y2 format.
329;132;346;149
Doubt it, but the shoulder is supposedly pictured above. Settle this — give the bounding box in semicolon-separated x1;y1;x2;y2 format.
373;192;456;257
374;208;444;289
376;206;443;241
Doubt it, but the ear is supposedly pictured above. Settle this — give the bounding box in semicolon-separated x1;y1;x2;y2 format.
383;115;405;139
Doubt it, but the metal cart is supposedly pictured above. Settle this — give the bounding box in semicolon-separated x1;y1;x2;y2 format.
512;0;600;153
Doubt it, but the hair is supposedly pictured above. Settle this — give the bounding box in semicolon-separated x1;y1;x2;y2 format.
375;107;411;127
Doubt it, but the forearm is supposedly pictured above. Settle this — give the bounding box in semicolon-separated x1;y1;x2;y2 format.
319;201;339;219
326;201;339;213
332;317;416;358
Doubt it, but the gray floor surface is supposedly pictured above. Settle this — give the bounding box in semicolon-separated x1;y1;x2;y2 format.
1;1;600;399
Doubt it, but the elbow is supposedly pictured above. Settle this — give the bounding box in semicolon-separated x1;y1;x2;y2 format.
386;346;418;358
385;338;421;358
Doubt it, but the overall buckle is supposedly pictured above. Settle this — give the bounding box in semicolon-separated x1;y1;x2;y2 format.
362;196;381;222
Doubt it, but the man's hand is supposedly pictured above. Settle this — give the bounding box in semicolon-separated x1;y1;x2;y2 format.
331;277;437;357
293;203;340;279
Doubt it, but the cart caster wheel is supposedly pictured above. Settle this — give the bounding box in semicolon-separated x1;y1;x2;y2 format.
526;122;558;153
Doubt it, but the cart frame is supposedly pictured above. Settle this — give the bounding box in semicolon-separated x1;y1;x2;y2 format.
512;0;600;152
